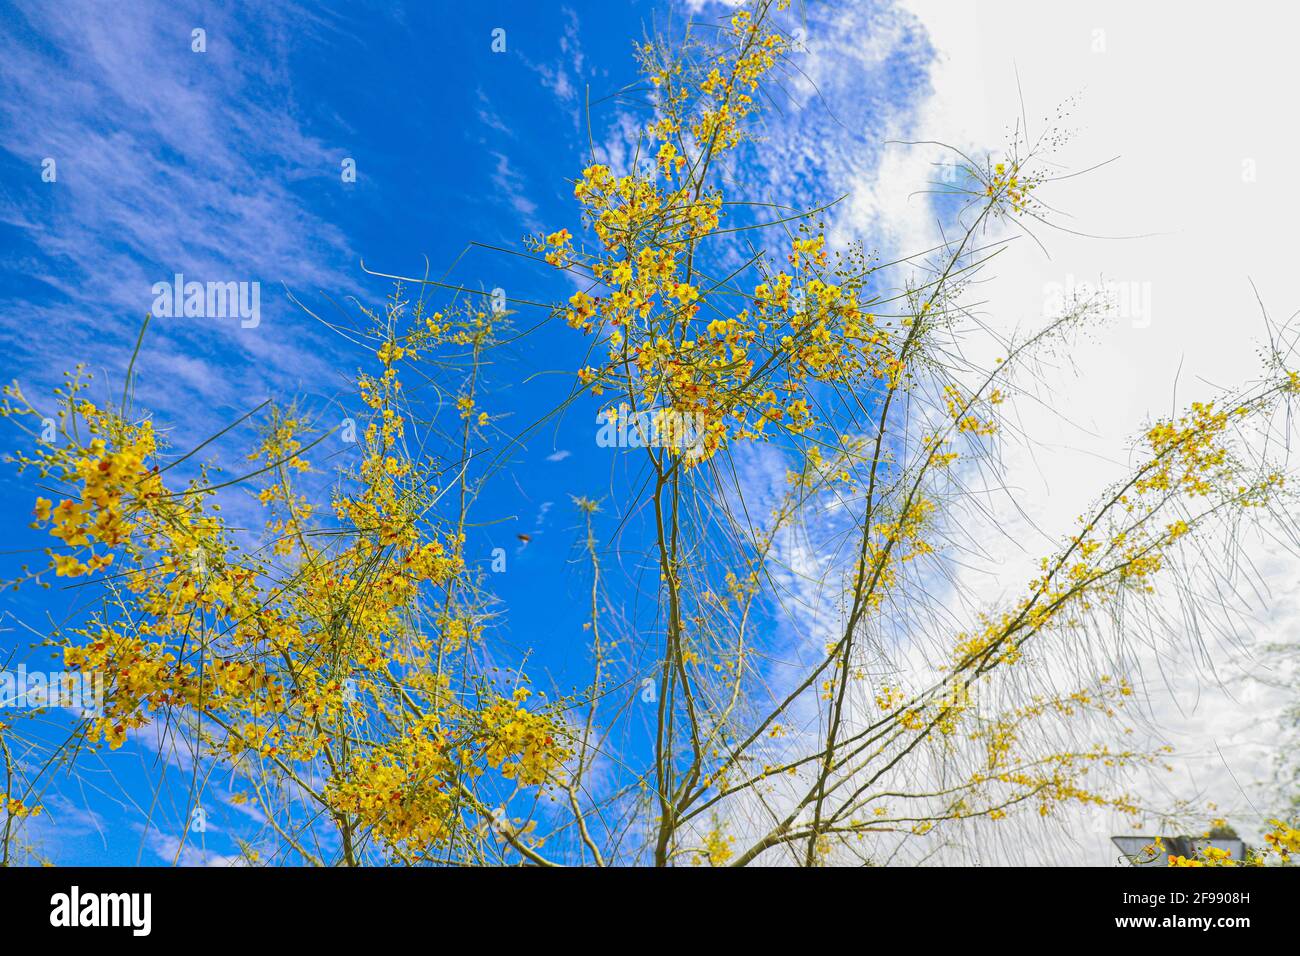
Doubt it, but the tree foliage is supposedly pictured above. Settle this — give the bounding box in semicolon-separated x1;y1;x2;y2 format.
3;0;1298;866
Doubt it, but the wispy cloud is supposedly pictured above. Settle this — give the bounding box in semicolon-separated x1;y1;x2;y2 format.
522;6;586;120
0;0;359;437
141;828;250;867
489;150;542;233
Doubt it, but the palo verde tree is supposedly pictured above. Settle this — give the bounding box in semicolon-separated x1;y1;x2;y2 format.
2;0;1298;866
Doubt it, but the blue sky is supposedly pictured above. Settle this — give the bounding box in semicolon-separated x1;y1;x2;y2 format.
0;0;946;864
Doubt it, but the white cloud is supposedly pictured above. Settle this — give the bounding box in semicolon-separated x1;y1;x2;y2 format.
888;0;1300;862
489;151;542;233
142;828;250;867
0;0;357;438
521;6;586;129
719;0;1300;864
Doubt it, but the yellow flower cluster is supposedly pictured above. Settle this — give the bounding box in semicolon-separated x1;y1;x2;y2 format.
1168;820;1300;866
1;296;574;861
532;3;916;467
985;160;1038;215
